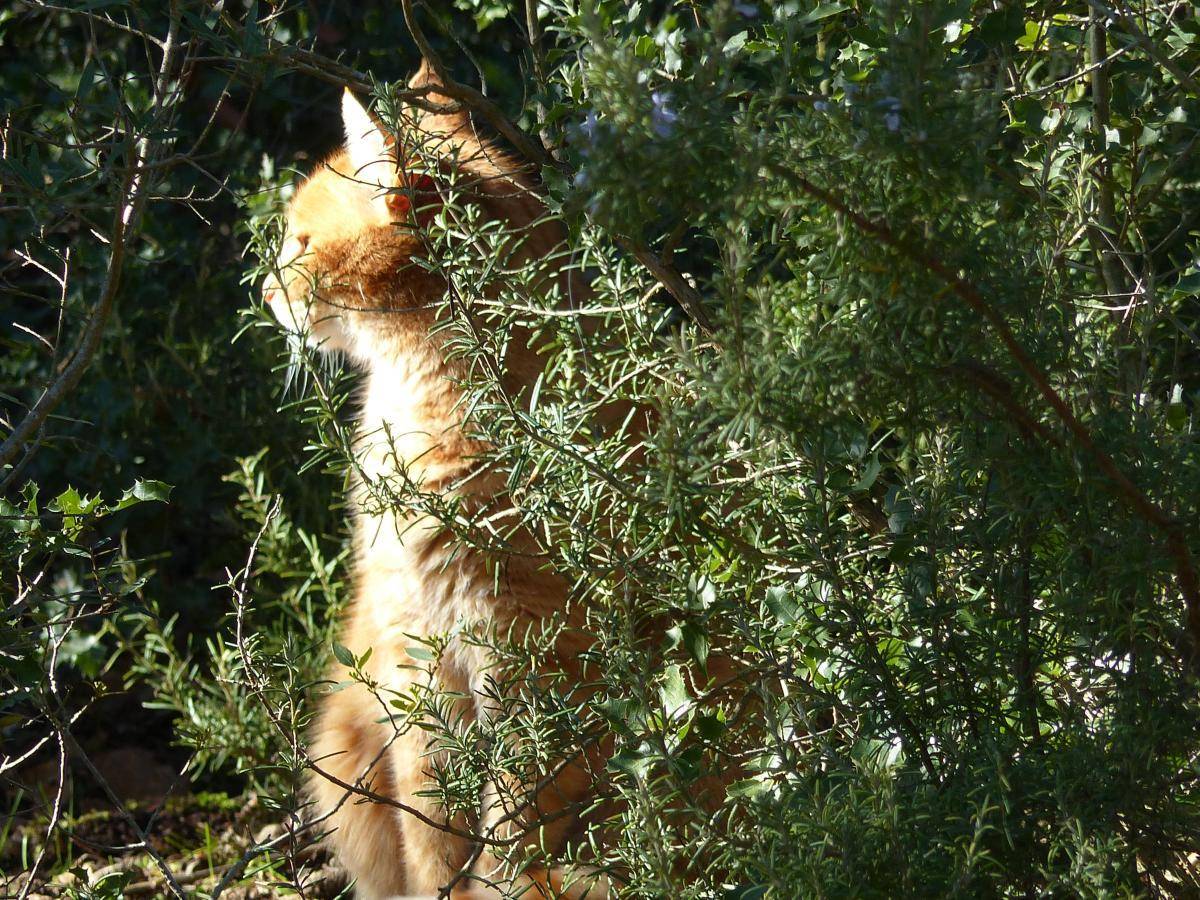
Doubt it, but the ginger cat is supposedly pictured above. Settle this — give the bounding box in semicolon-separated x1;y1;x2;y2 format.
262;62;609;899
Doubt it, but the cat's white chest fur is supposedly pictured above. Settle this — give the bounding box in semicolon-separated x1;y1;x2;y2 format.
352;345;491;641
357;347;448;485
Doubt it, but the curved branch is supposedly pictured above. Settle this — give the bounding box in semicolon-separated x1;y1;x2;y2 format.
771;163;1200;654
399;0;558;170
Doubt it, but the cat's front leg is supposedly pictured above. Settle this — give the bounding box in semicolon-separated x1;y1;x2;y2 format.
307;677;407;899
385;665;479;896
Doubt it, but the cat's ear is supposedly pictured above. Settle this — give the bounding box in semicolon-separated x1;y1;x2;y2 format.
342;88;393;187
406;59;469;139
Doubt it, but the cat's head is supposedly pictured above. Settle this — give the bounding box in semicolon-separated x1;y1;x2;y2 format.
261;62;544;363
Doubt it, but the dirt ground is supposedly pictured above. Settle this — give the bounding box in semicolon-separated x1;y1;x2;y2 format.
2;688;345;898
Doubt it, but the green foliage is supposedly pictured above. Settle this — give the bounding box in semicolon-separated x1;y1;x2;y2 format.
4;0;1200;896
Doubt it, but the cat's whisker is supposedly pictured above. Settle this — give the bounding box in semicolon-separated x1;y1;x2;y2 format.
283;331;304;397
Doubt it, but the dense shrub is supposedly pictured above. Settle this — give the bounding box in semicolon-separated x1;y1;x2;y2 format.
3;1;1199;896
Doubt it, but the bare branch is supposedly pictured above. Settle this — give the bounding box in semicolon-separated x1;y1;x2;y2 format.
0;165;137;474
0;0;185;476
58;728;187;898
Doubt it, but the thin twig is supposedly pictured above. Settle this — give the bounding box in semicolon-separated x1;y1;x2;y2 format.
16;640;68;900
59;727;187;898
